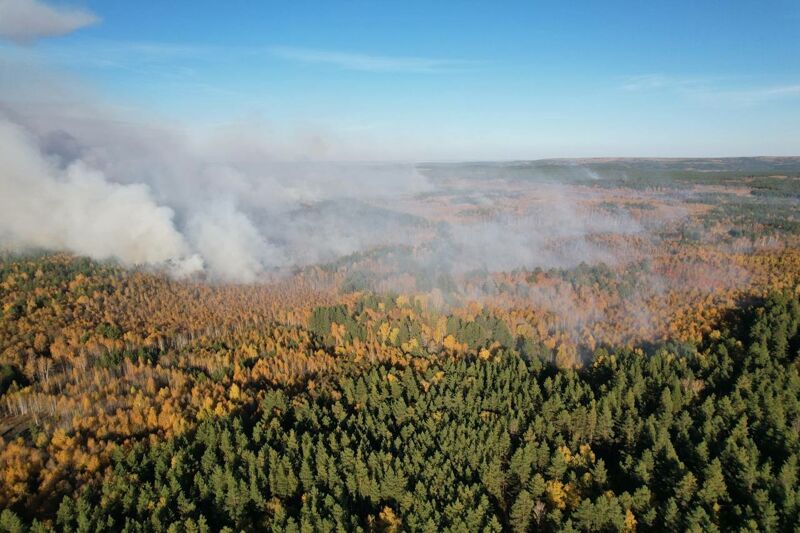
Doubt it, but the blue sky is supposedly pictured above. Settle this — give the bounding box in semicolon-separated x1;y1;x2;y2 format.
4;0;800;159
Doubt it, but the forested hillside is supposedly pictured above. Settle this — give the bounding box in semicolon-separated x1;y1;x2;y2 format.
1;157;800;532
44;295;800;532
1;253;799;531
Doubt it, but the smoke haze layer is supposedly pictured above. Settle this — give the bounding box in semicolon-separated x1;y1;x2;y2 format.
3;57;797;285
0;96;655;284
0;56;660;283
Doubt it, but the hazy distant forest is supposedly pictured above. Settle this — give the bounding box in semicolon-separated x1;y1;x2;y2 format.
2;158;800;532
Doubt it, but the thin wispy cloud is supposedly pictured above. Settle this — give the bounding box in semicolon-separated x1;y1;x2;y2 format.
37;40;219;69
620;74;707;92
35;40;473;76
621;73;800;106
724;84;800;103
269;45;471;73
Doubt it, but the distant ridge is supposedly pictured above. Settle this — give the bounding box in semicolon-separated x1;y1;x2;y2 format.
418;156;800;182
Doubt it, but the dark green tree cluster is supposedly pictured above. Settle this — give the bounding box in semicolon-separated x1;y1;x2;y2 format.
446;311;513;351
310;299;518;357
308;305;364;348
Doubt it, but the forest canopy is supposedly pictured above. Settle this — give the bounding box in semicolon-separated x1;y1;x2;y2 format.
0;251;799;531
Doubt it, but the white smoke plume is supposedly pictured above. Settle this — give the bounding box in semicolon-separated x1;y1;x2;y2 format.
0;118;202;275
0;57;438;280
0;51;676;284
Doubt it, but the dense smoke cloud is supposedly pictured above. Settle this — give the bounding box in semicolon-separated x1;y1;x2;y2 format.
0;108;437;280
0;119;202;275
0;58;439;280
0;111;656;283
0;54;670;284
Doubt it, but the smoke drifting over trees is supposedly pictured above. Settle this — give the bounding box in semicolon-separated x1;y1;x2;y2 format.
0;59;662;283
3;89;799;289
2;46;799;294
0;119;201;275
0;59;434;281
